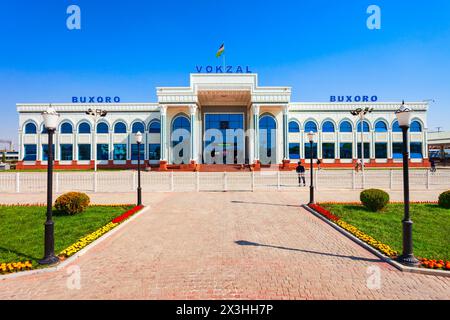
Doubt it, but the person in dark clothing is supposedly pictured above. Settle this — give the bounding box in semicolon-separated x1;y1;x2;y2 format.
316;159;322;170
430;159;436;172
296;161;306;186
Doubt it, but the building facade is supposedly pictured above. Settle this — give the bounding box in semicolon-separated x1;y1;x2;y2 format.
16;74;429;170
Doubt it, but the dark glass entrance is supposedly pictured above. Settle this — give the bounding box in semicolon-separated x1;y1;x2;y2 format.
204;114;244;164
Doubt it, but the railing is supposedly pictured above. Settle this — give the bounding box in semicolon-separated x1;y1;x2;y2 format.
0;170;449;193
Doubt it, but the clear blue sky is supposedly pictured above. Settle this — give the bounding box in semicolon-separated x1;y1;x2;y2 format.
1;0;450;147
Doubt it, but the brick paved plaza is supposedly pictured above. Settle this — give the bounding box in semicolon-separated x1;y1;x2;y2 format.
1;191;449;300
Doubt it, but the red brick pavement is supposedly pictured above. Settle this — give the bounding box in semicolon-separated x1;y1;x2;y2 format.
0;192;449;299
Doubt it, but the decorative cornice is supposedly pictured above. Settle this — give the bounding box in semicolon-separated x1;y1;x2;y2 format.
17;103;159;113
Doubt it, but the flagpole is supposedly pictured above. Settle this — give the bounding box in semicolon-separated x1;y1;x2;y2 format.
223;51;226;72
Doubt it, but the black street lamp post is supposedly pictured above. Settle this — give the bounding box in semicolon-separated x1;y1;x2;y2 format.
396;101;419;267
39;105;60;265
135;131;143;206
307;131;315;205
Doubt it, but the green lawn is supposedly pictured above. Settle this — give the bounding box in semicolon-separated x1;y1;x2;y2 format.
0;205;132;265
321;203;450;260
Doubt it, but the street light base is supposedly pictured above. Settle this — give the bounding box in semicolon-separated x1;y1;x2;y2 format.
397;254;420;267
38;255;60;265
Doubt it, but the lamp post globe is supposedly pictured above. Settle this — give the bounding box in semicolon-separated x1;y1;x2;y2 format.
39;105;60;265
395;101;419;267
307;131;315;205
135;131;143;206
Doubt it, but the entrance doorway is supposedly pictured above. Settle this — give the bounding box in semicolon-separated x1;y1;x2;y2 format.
203;113;245;164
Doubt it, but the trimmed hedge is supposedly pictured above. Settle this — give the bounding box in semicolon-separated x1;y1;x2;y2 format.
360;189;390;212
55;192;90;215
438;191;450;209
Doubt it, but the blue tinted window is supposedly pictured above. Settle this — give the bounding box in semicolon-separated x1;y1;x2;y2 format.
60;144;73;160
97;122;109;134
322;121;335;133
114;122;127;134
339;121;352;133
259;115;276;160
356;121;370;132
375;121;388;132
289;143;300;159
410;121;422;132
410;142;423;158
322;143;335;158
41;125;48;134
24;123;37;134
78;122;91;134
78;144;91;160
340;143;352;159
149;144;161;160
305;143;318;159
288;121;299;133
131;144;145;160
60;122;73;134
23;144;37;161
42;144;55;161
97;144;109;160
149;121;161;133
393;142;403;158
172;116;190;132
132;122;145;134
392;121;402;132
113;144;127;160
304;121;317;133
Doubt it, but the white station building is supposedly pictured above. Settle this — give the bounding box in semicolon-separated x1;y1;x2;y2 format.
16;73;429;170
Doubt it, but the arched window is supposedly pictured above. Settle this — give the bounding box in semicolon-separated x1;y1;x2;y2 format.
60;122;73;134
132;122;145;134
97;122;109;134
259;115;277;160
304;121;317;133
375;121;388;132
392;121;402;132
78;122;91;134
339;121;352;133
356;120;370;132
41;125;48;134
24;123;37;134
114;122;127;134
322;121;335;133
410;121;422;132
288;121;300;133
172;116;190;132
149;120;161;133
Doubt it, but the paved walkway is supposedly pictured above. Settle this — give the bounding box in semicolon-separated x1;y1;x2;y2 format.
1;192;449;299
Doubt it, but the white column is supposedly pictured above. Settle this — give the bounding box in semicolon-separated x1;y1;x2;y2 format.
423;129;428;159
388;130;393;159
159;105;168;161
336;131;340;159
252;104;260;161
189;104;198;162
282;105;289;160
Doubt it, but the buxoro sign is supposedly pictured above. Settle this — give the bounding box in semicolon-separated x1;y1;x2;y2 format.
330;95;378;102
72;96;121;103
195;65;252;73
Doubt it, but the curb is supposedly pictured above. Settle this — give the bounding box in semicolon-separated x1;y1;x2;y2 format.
302;205;450;278
0;205;150;280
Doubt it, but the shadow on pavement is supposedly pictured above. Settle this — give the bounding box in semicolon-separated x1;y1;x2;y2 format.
235;240;381;263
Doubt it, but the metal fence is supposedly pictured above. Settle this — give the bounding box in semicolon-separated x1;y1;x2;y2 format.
0;170;449;194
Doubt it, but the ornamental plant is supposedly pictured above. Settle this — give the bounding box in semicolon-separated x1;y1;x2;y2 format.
54;192;90;215
360;189;390;212
438;190;450;209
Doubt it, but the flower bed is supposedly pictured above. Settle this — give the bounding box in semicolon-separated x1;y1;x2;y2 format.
308;203;398;258
419;258;450;270
0;205;143;274
59;205;144;259
0;261;33;274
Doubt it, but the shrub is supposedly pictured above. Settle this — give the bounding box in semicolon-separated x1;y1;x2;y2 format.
438;191;450;209
54;192;90;215
360;189;390;212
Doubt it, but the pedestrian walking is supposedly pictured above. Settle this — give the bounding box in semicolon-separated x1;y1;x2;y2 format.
430;159;436;173
296;161;306;186
316;159;322;170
